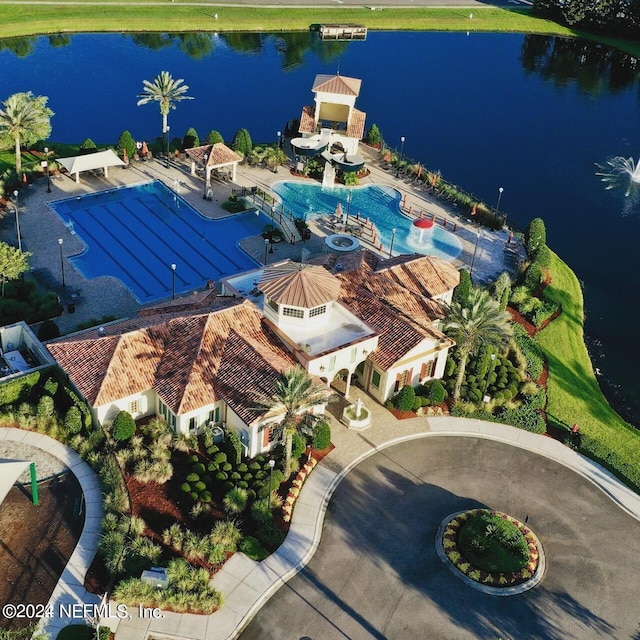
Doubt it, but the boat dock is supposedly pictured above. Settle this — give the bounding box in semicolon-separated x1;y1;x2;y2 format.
315;24;367;41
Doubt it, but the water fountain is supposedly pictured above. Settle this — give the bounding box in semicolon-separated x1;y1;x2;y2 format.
341;396;371;430
596;156;640;196
405;217;435;251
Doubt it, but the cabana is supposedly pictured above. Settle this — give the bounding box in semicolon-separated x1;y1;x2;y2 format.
185;143;242;189
57;149;126;184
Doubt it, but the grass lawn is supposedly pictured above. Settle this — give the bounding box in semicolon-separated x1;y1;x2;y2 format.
0;6;638;57
536;251;640;491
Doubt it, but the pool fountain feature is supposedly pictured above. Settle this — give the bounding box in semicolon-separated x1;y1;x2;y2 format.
596;156;640;196
342;397;371;430
410;217;435;245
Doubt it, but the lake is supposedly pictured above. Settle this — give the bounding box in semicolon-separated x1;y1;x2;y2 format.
1;30;639;423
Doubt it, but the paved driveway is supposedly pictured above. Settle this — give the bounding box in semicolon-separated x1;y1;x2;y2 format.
240;436;640;640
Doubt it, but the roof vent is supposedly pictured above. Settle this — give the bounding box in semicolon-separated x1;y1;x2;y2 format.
98;327;105;336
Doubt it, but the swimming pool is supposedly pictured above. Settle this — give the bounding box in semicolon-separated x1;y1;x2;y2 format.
272;181;462;261
50;181;268;303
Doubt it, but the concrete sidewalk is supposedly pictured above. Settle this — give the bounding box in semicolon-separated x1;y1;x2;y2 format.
108;405;640;640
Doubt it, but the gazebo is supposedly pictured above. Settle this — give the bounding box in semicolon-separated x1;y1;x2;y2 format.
185;143;242;190
57;149;126;184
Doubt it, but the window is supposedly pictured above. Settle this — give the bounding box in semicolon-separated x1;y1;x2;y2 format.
371;370;381;388
268;299;279;312
309;305;327;318
420;360;435;380
283;307;304;319
188;416;197;432
394;370;409;393
129;400;139;415
208;407;220;424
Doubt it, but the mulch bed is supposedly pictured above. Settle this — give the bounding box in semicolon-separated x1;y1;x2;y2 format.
1;474;84;630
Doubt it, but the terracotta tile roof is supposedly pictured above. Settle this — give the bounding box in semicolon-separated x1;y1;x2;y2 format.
312;74;361;96
258;263;341;308
185;143;242;168
46;301;297;417
138;288;220;317
375;254;460;298
347;108;366;140
299;106;316;134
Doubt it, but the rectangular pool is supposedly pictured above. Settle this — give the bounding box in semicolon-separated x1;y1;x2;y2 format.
50;181;268;303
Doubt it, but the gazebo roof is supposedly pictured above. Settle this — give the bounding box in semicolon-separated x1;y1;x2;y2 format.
312;74;361;96
185;143;242;168
57;149;125;175
258;262;341;308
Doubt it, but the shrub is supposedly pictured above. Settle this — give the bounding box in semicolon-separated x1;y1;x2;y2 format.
215;471;228;482
535;244;551;269
116;130;137;160
530;298;559;327
230;471;241;481
63;405;83;435
207;462;218;472
395;385;415;411
256;520;285;548
268;469;284;494
38;319;60;340
214;452;227;464
79;138;97;154
292;433;306;460
222;462;232;472
194;481;206;492
206;445;219;456
366;123;382;146
193;462;206;475
523;263;543;291
249;461;261;471
227;430;243;466
429;379;447;404
111;411;135;442
231;128;252;156
181;482;191;493
237;463;248;473
312;420;331;450
412;396;423;411
453;269;471;304
493;271;512;302
182;126;199;150
205;130;224;145
525;218;546;257
239;536;269;561
199;490;212;503
187;472;200;483
223;487;248;513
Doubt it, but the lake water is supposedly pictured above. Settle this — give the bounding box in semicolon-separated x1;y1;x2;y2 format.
1;31;639;423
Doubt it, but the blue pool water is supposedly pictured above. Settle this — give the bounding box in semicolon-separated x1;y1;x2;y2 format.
272;181;462;261
50;181;267;303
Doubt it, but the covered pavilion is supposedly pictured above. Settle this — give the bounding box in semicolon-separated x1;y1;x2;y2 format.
185;143;243;192
57;149;126;184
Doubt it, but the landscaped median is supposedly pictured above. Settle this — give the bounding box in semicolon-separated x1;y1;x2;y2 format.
536;250;640;492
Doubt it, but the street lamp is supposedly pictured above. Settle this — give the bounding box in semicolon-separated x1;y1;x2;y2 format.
268;458;276;508
389;228;396;257
163;124;171;167
58;238;65;287
496;186;505;225
44;147;51;193
170;263;176;300
13;190;21;253
396;136;405;178
276;130;281;149
264;238;269;265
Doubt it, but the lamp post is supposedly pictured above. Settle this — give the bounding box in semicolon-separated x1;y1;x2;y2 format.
276;130;281;149
264;238;269;265
496;186;505;225
13;190;21;253
170;263;176;300
44;147;51;193
268;458;276;508
470;226;482;279
396;136;405;178
58;238;65;287
389;228;396;257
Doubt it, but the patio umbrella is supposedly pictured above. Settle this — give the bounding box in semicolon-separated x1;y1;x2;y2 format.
141;141;149;158
383;150;392;163
416;164;423;179
122;148;128;164
471;203;477;216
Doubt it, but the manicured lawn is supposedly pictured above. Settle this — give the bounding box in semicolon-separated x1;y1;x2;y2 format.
0;6;638;57
536;251;640;490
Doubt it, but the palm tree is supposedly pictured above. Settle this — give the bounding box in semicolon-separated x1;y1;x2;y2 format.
444;288;514;400
0;92;53;173
136;71;193;138
259;366;332;479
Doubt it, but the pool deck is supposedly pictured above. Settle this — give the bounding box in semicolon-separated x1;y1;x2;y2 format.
1;147;524;336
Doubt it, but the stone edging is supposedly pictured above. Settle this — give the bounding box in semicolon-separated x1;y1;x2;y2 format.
435;510;546;596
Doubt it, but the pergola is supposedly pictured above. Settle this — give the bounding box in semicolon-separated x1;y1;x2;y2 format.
58;149;126;184
185;143;242;189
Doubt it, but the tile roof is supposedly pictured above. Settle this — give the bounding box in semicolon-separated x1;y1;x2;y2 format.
375;254;460;298
299;106;316;134
312;74;361;96
46;301;297;416
258;264;341;308
347;108;366;140
185;143;242;168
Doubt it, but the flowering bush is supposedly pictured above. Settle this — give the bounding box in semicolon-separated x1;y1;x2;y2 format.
442;508;540;587
281;459;318;523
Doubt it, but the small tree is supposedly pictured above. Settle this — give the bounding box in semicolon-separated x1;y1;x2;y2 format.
312;420;331;450
428;380;447;405
0;242;31;297
366;123;382;147
227;430;243;466
395;385;416;411
37;319;60;341
182;126;199;150
116;130;137;160
205;130;224;145
79;138;98;154
64;406;83;435
493;272;511;302
452;269;472;305
525;218;547;257
231;128;252;157
111;410;136;442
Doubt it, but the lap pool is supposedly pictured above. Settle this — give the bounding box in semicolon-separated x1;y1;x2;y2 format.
49;180;267;303
272;181;462;261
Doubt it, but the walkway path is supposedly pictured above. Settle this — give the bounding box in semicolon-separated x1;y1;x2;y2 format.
0;427;103;639
108;405;640;640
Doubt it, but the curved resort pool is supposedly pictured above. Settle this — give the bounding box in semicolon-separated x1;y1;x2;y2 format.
272;181;463;261
49;180;268;303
